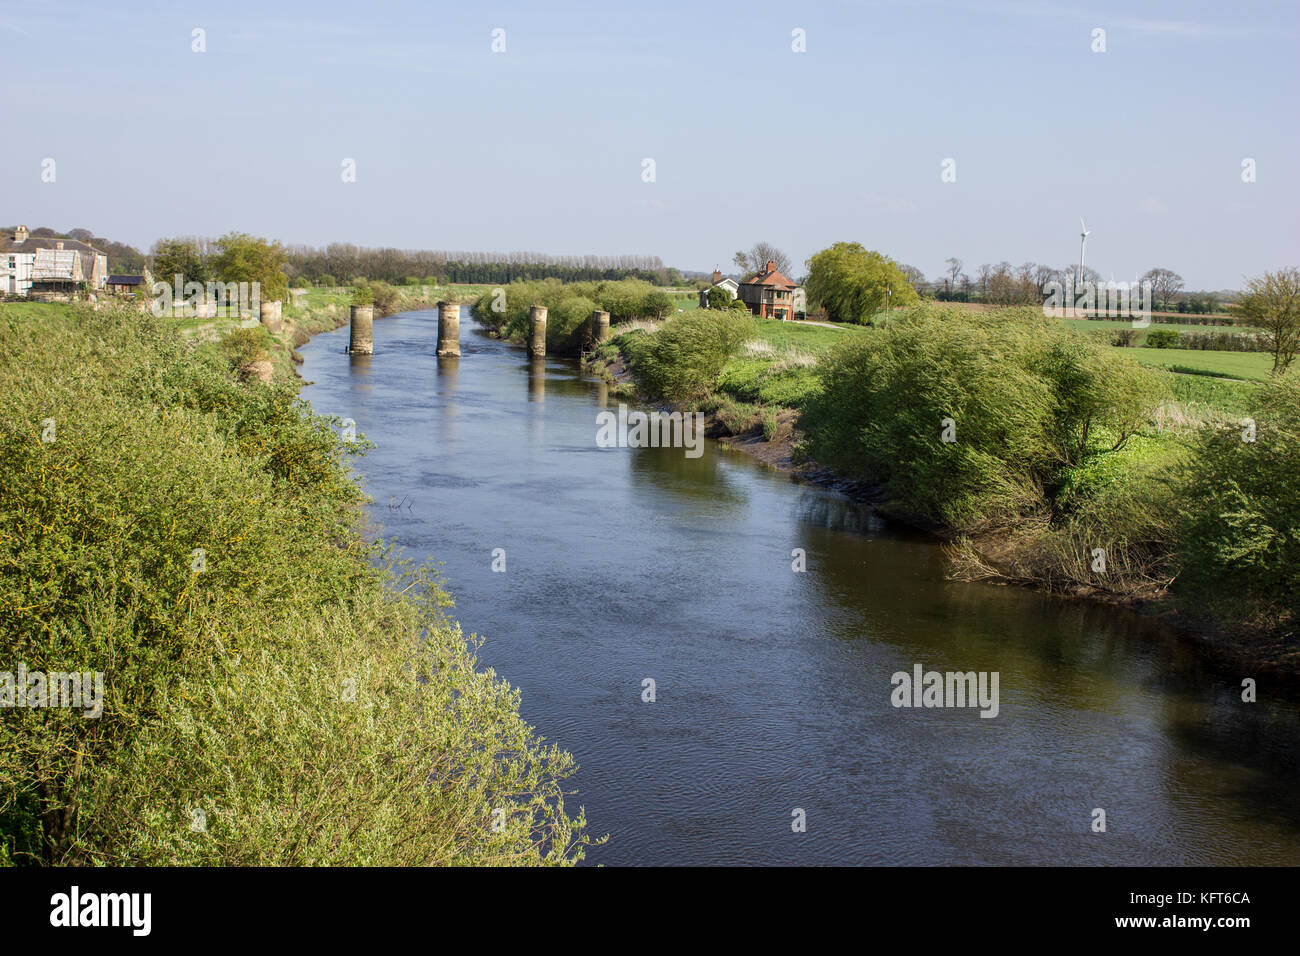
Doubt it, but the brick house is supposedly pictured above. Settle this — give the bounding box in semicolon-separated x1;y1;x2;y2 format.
736;259;799;320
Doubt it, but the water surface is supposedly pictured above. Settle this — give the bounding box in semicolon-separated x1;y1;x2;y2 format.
299;311;1300;866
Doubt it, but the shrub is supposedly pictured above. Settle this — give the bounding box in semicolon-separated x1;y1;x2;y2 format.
627;310;755;404
546;295;598;351
470;279;664;355
1175;377;1300;637
641;289;673;320
706;287;733;310
0;305;589;865
801;306;1164;531
369;280;400;316
220;326;272;369
1145;329;1181;349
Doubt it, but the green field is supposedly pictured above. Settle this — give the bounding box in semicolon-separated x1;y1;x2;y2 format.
1061;317;1259;334
1124;347;1275;381
0;302;67;321
751;318;863;353
666;289;701;311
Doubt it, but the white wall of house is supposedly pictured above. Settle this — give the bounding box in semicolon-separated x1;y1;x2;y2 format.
1;252;36;295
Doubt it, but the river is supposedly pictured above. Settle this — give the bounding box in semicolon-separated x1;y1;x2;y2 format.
298;310;1300;866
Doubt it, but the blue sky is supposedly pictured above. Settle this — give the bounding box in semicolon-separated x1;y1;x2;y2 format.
2;0;1296;288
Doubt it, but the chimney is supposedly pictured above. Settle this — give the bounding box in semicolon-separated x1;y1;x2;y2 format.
56;241;64;250
766;259;776;273
711;269;722;283
14;225;28;243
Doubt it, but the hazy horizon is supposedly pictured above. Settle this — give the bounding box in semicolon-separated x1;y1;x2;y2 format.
2;0;1296;289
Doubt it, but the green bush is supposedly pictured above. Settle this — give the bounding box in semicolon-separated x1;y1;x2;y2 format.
470;278;672;355
546;295;597;351
220;326;272;369
801;306;1164;530
1145;329;1181;349
706;287;732;310
0;305;589;865
641;289;673;319
1175;377;1300;637
369;280;400;316
626;310;754;404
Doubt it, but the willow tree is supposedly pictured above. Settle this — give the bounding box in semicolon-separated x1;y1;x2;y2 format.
805;242;920;323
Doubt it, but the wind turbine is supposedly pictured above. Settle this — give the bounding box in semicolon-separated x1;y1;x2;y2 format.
1078;217;1091;286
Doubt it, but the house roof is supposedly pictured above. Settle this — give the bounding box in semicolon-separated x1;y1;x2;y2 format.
739;260;797;290
0;235;105;258
107;274;145;285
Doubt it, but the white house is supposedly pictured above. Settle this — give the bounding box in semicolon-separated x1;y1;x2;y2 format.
1;225;108;296
697;269;740;307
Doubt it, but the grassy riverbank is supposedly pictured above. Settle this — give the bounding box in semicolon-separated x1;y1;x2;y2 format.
590;304;1299;672
0;302;590;865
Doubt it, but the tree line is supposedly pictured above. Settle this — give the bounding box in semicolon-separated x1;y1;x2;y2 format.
282;244;669;286
921;259;1220;313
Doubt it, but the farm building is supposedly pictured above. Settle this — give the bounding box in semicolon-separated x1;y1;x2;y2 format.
0;225;108;296
106;274;147;295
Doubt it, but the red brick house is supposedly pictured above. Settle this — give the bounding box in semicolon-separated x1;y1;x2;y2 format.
737;260;799;320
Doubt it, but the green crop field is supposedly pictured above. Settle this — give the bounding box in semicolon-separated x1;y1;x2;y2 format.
1062;317;1258;334
1124;347;1276;381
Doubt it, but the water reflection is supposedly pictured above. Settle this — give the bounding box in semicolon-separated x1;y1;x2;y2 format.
626;441;749;511
347;351;373;392
528;358;546;403
437;355;459;440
